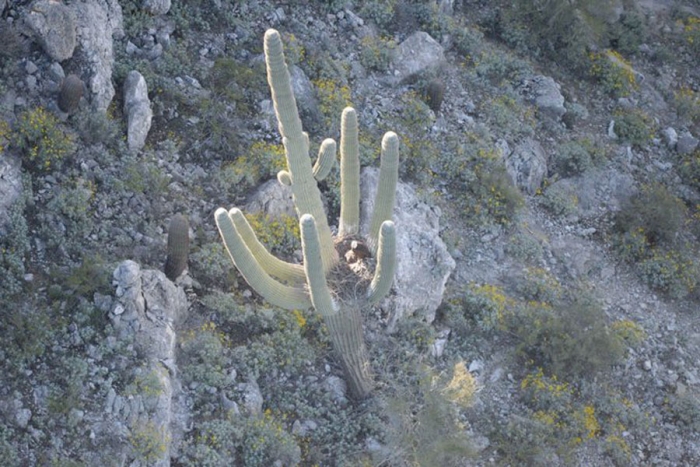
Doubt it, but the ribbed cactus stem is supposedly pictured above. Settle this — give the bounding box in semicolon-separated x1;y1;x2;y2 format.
339;107;360;237
368;221;397;305
300;214;338;317
324;304;374;399
265;29;337;271
313;138;337;181
215;208;311;310
368;132;399;253
228;208;306;284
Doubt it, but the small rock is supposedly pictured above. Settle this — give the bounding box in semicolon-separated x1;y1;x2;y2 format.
643;360;652;371
15;408;32;428
25;61;38;74
677;133;699;155
469;360;484;373
661;127;678;149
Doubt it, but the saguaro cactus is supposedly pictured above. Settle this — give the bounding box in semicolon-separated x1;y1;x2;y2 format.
164;214;190;281
215;29;399;399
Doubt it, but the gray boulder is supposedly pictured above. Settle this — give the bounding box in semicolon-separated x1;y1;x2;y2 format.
677;132;699;155
0;153;22;236
71;0;123;112
360;167;455;329
392;31;445;82
24;0;76;61
143;0;171;15
503;138;547;195
519;75;566;121
245;179;296;219
123;71;153;151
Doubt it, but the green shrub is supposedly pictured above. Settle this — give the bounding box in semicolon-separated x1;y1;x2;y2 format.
484;94;535;138
312;77;353;133
613;108;653;147
674;87;700;126
13;107;75;173
679;15;700;57
637;247;698;298
129;420;169;464
552;139;604;176
180;322;231;404
222;141;287;190
609;12;647;55
0;425;20;466
515;267;563;303
615;183;686;246
181;413;301;467
375;365;475;467
359;35;396;72
678;148;700;191
495;0;613;72
668;392;700;432
190;242;238;290
474;48;533;85
539;183;579;217
513;294;626;378
358;0;397;29
505;229;544;264
208;57;265;114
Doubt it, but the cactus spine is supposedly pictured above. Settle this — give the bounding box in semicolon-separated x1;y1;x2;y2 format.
215;29;399;400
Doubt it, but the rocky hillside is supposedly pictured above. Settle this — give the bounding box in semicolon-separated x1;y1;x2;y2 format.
1;0;700;465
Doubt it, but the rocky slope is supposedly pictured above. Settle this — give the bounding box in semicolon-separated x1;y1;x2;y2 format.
1;0;699;465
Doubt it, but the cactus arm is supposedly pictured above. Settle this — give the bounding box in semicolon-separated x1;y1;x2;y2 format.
299;214;338;317
339;107;361;237
265;29;304;140
228;208;306;284
367;131;399;253
215;208;311;310
277;170;292;186
313;138;337;181
367;220;396;305
265;28;337;271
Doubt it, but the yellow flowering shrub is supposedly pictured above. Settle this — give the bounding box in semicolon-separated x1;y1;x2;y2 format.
588;50;639;97
13;107;75;172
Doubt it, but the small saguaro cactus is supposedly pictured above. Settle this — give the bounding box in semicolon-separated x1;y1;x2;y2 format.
164;214;190;281
425;78;445;114
57;74;85;113
215;29;400;400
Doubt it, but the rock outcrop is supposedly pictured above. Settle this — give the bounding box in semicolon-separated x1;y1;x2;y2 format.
108;260;188;467
123;70;153;151
360;167;455;329
503;138;547;195
24;0;76;61
72;0;123;112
